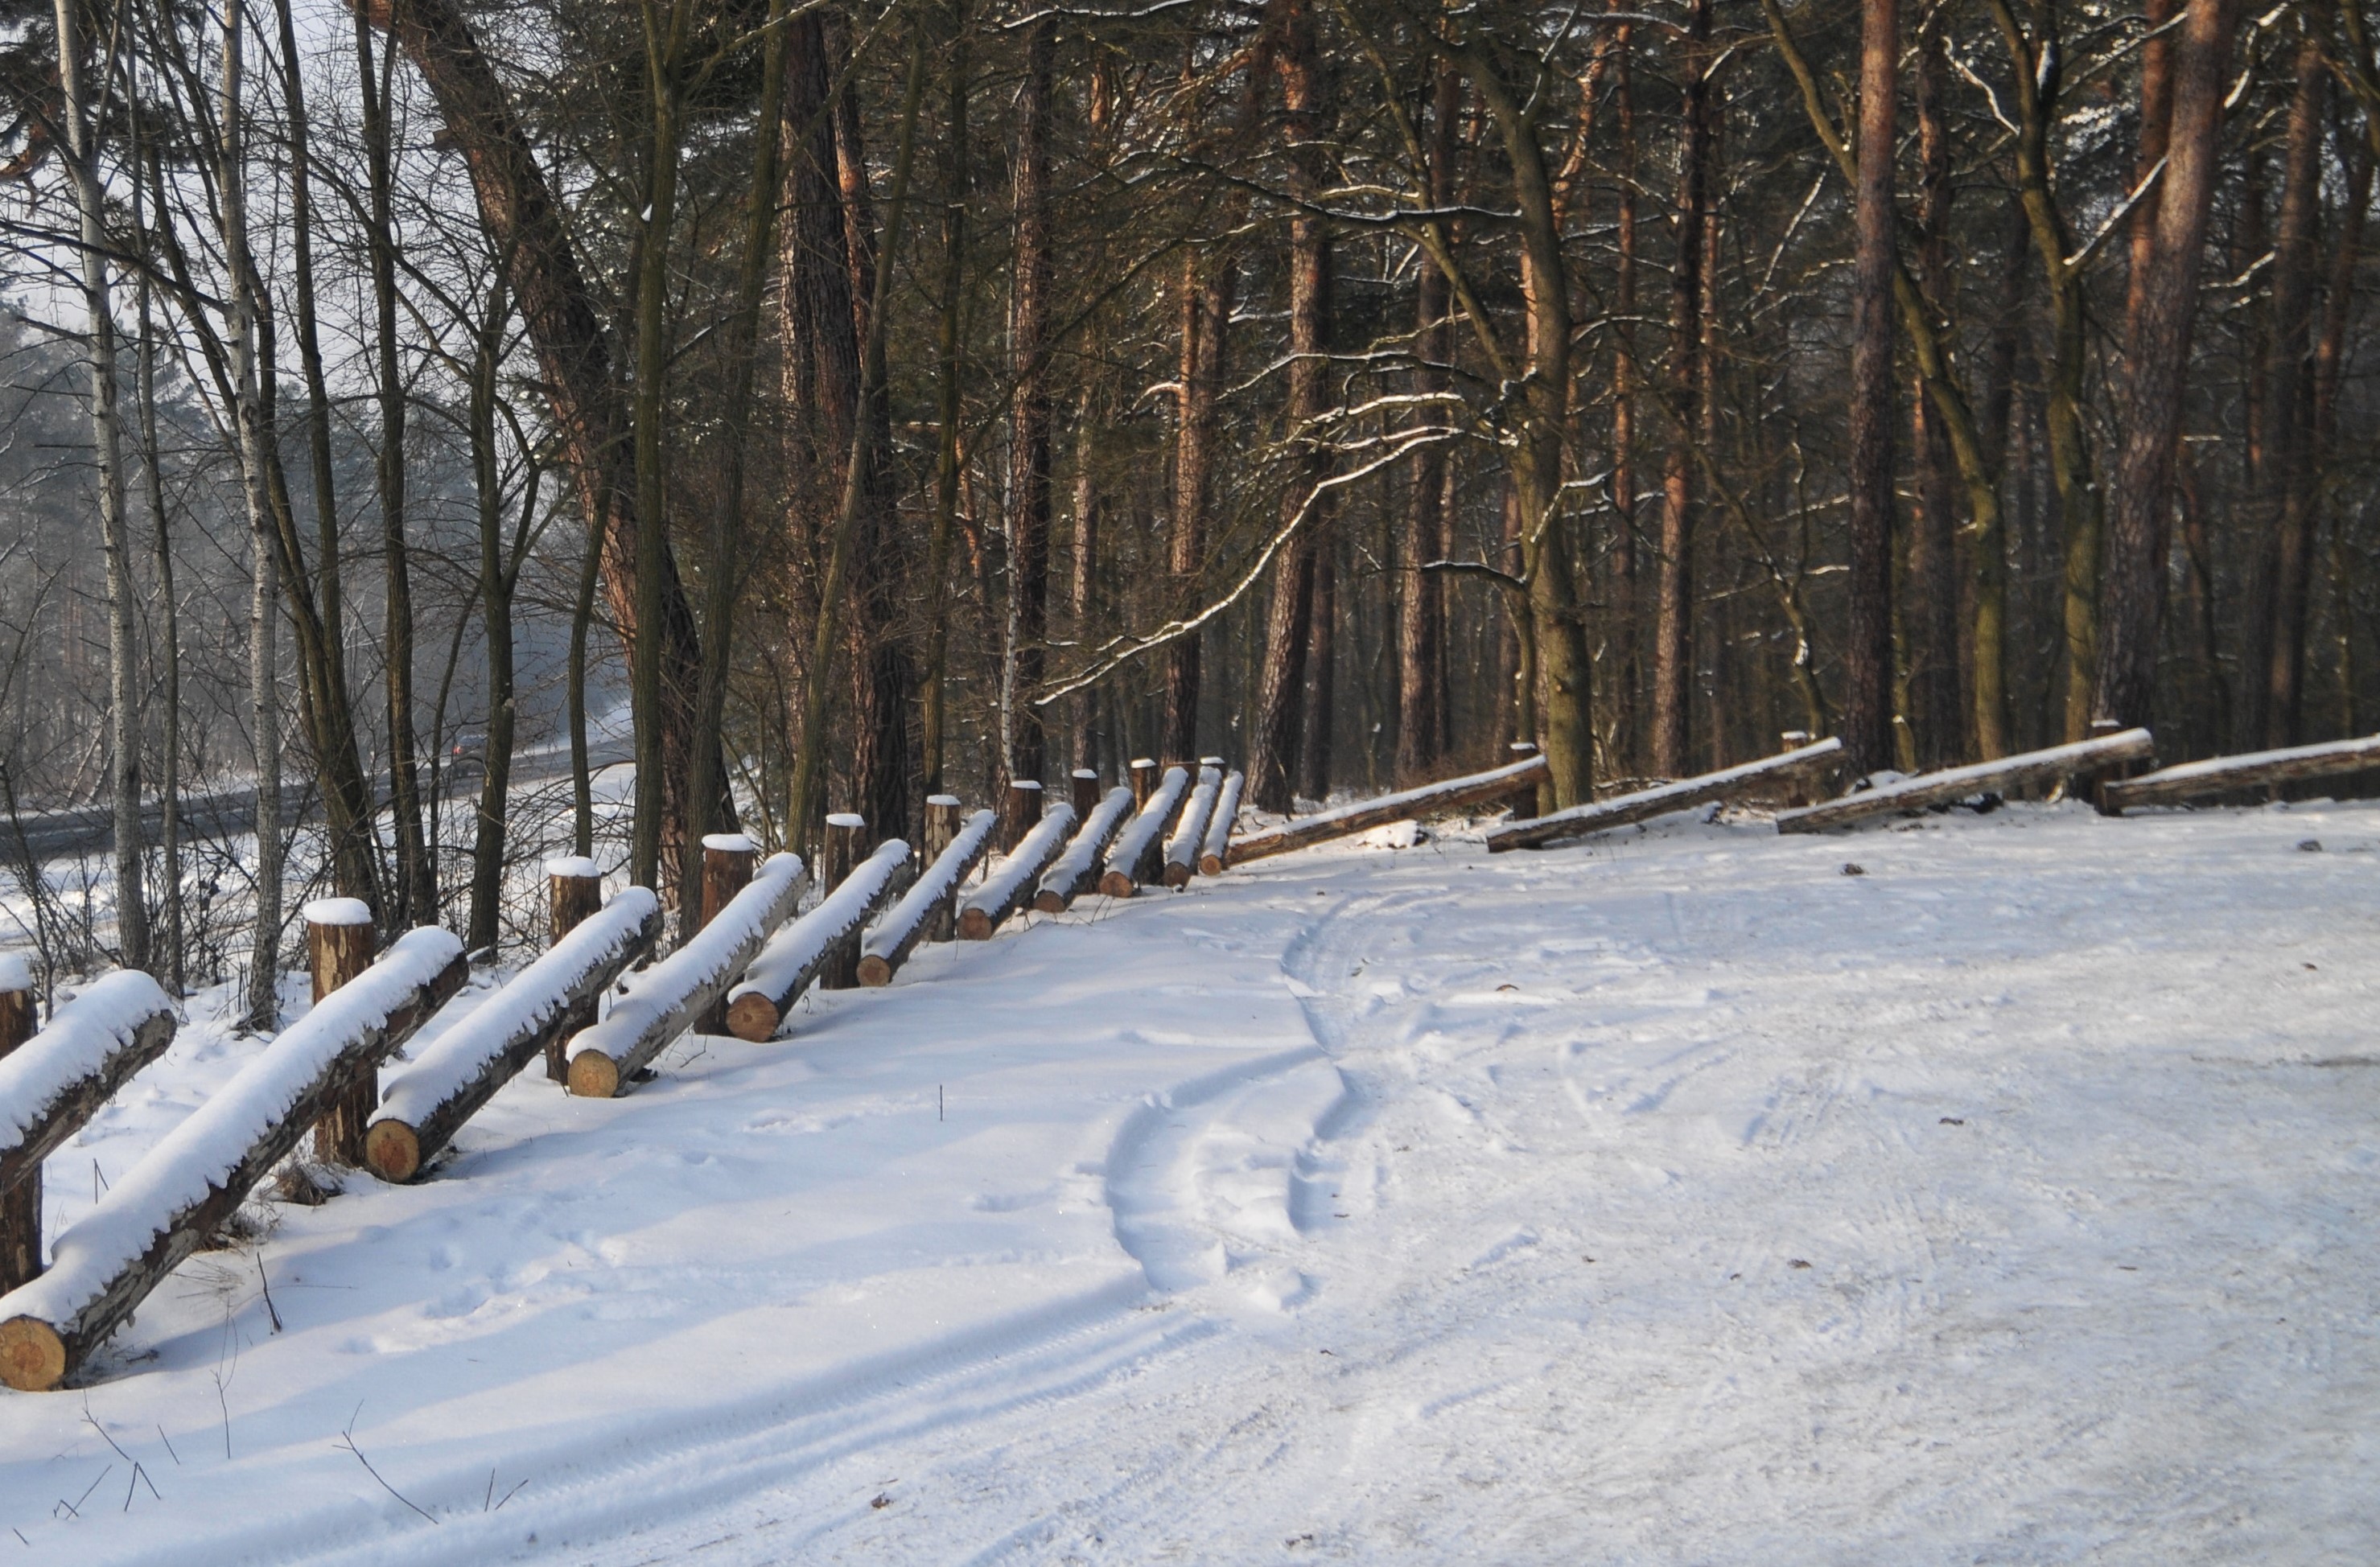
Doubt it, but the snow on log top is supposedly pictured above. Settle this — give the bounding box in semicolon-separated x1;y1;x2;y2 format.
0;954;28;992
544;856;601;880
1;927;462;1327
701;833;758;853
0;971;173;1154
303;897;374;927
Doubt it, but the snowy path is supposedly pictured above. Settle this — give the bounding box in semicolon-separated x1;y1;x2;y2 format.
6;800;2379;1562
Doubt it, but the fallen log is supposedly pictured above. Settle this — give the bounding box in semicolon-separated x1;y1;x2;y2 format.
565;854;807;1096
0;971;177;1292
859;812;994;986
1163;767;1224;886
1100;767;1190;897
723;841;912;1037
1228;754;1550;866
364;888;663;1182
1034;786;1135;912
958;803;1079;940
0;928;466;1392
1775;728;2156;834
2099;733;2380;812
1197;771;1246;875
1489;738;1844;853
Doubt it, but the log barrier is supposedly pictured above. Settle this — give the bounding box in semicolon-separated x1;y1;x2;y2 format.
544;858;604;1080
2100;733;2380;812
1489;738;1845;853
1163;767;1224;886
959;803;1078;940
1101;767;1190;897
922;796;964;943
1775;729;2155;834
1227;753;1550;866
1034;786;1135;912
725;841;912;1036
306;899;377;1166
859;812;995;985
1197;771;1246;875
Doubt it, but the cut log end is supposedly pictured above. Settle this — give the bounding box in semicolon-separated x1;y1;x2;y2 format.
1031;890;1066;914
0;1316;65;1392
957;908;994;940
1197;853;1225;876
724;993;780;1043
362;1120;422;1184
566;1050;621;1100
1163;862;1193;888
1098;870;1138;899
855;955;894;987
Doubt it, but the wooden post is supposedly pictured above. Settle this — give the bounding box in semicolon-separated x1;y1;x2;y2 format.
546;857;602;1081
1504;741;1541;815
924;796;962;942
1780;732;1814;808
1130;757;1158;808
821;813;867;989
1069;768;1101;819
2086;718;2131;815
700;833;757;928
307;899;376;1166
0;960;36;1292
1001;779;1044;853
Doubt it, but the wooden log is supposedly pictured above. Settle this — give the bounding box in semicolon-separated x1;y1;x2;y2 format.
1776;727;2156;834
1502;742;1542;814
565;854;807;1097
364;888;662;1182
1197;771;1246;875
0;963;31;1293
1129;757;1158;808
725;841;913;1034
545;857;604;1080
1777;733;1817;807
1034;787;1135;912
2099;732;2380;812
1000;779;1044;854
1489;738;1845;853
0;971;176;1293
1069;768;1101;819
1100;766;1190;898
922;796;964;943
819;815;869;990
1228;754;1551;866
1163;767;1224;886
0;928;465;1392
958;803;1079;939
700;833;756;928
859;811;995;985
306;899;377;1167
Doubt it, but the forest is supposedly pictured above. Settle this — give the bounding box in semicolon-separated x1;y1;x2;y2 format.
0;0;2370;1011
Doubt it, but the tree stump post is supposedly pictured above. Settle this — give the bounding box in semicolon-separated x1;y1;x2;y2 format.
1780;732;1814;808
698;835;757;1030
0;965;38;1291
2086;718;2133;814
1069;768;1101;819
821;814;867;989
923;796;962;942
1130;758;1158;809
307;899;377;1166
1503;742;1541;816
546;858;603;1080
1001;779;1044;853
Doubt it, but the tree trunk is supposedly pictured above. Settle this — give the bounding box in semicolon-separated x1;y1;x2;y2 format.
132;125;182;993
922;0;968;796
465;290;517;956
1300;545;1336;800
2094;0;2244;729
1843;0;1899;780
1396;58;1457;787
1605;26;1640;778
1907;13;1962;767
1653;0;1711;778
1166;251;1228;766
1007;15;1056;787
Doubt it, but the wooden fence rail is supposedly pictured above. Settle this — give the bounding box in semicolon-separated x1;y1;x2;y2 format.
1163;768;1224;886
1198;772;1246;874
861;812;994;985
1228;754;1549;865
1489;739;1844;853
1101;767;1189;897
2100;733;2380;812
1036;787;1135;912
960;804;1078;939
721;841;910;1038
1775;729;2155;834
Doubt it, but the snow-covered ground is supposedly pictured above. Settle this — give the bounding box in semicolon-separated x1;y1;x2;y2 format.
5;796;2378;1563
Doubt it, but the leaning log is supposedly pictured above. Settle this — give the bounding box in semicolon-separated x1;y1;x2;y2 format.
1197;771;1246;875
719;841;912;1040
2100;733;2380;812
1489;738;1844;853
958;803;1079;940
0;972;177;1293
1775;728;2156;834
1100;767;1190;897
364;888;662;1182
0;928;466;1392
565;854;807;1097
1033;787;1135;913
859;813;994;986
1227;754;1550;866
1163;767;1224;886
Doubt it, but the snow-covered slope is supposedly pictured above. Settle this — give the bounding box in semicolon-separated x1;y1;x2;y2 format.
6;798;2378;1564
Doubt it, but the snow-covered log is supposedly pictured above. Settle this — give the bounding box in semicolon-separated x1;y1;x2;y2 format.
2100;733;2380;812
708;844;907;1043
365;889;663;1182
1197;771;1246;875
1033;787;1134;912
859;812;994;986
566;854;807;1097
1163;767;1224;886
1228;754;1550;866
0;972;176;1203
1489;738;1845;853
1100;767;1190;897
1776;729;2156;834
0;928;466;1392
958;803;1079;940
